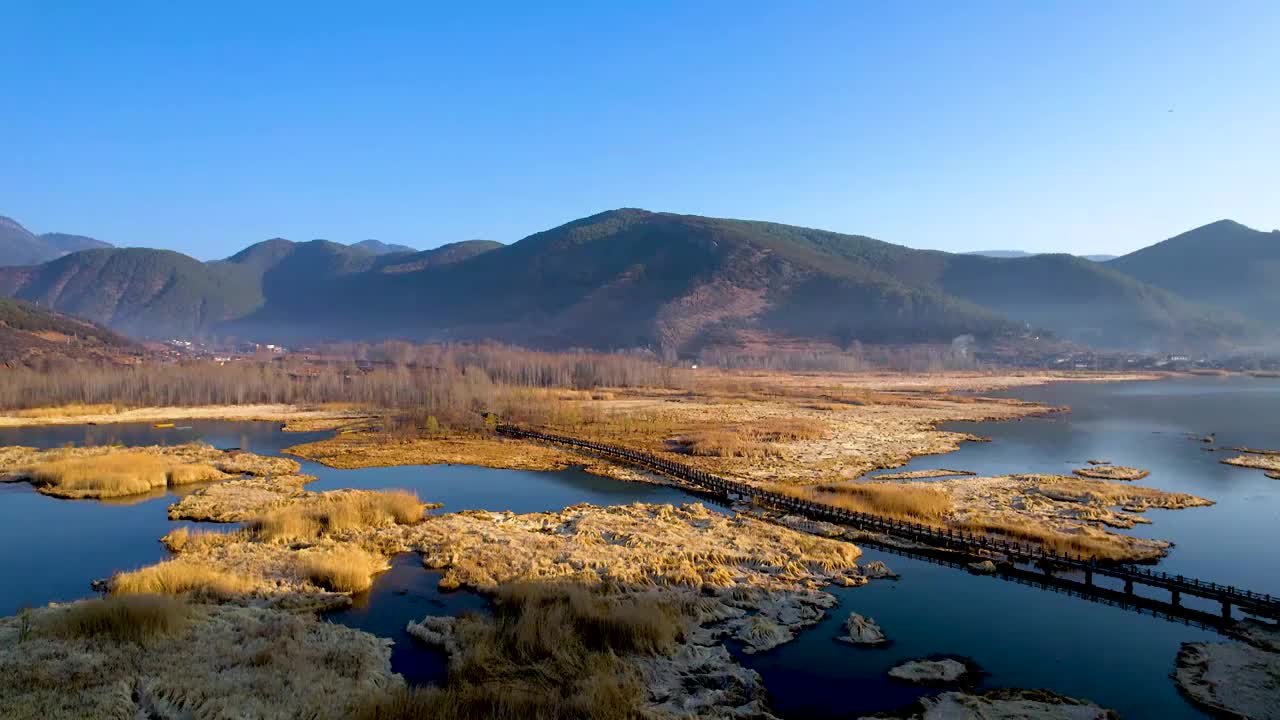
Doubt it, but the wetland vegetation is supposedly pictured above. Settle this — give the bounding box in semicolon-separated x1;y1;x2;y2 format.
0;358;1276;718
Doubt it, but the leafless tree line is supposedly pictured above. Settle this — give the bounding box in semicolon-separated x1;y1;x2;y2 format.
0;344;683;429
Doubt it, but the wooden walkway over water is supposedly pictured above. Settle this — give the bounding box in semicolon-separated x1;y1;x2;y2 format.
498;425;1280;623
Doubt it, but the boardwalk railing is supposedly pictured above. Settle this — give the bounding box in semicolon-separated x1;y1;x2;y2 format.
498;425;1280;621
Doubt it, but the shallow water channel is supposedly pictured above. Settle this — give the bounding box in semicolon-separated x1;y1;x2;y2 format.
2;377;1276;718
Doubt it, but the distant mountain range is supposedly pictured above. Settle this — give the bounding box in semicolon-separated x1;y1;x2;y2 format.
967;250;1118;262
0;210;1272;354
0;216;112;265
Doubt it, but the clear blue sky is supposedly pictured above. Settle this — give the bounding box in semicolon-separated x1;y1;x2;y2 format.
2;1;1276;259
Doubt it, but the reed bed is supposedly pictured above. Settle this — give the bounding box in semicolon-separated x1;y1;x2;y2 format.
41;595;190;643
356;584;682;720
769;482;953;523
25;453;229;498
111;558;254;599
249;490;425;542
956;515;1137;561
302;548;385;593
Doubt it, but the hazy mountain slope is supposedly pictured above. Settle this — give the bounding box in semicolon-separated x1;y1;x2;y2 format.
0;216;54;266
0;297;137;364
352;239;417;255
375;240;504;273
1108;220;1280;324
967;250;1034;258
0;217;114;266
39;232;112;254
0;248;260;338
0;210;1260;352
936;253;1255;349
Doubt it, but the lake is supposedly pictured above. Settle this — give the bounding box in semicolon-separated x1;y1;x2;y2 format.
2;377;1276;718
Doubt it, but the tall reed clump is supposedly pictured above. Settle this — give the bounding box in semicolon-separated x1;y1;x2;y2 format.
27;453;171;498
769;482;953;524
111;558;253;600
353;584;685;720
249;490;425;542
674;417;827;459
956;515;1135;561
41;595;190;643
301;548;385;593
25;453;228;498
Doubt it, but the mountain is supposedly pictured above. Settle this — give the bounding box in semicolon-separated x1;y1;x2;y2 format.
0;210;1262;353
967;250;1034;258
1108;220;1280;325
39;232;112;254
351;239;417;255
0;297;137;365
0;216;113;265
0;248;261;338
971;250;1118;263
227;210;1253;352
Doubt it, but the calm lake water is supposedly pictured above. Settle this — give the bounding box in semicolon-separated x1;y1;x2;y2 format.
2;377;1275;718
0;420;691;615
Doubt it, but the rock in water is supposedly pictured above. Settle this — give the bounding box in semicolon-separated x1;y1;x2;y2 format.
888;658;972;685
1174;640;1280;719
839;613;888;646
967;559;998;575
898;690;1119;719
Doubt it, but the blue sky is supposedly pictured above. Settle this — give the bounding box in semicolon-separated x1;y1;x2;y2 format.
2;1;1276;259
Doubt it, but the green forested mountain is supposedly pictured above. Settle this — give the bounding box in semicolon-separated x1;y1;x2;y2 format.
0;210;1266;353
1108;220;1280;325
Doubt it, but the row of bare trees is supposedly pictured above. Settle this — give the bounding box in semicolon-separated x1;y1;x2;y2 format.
0;344;687;430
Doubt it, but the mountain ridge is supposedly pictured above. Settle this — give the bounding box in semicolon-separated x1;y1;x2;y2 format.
0;209;1268;353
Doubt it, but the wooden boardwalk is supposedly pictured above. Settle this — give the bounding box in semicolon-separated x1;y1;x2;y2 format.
498;425;1280;622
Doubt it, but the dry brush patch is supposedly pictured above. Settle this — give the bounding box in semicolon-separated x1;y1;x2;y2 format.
1;443;297;500
111;557;256;600
923;474;1210;561
0;602;400;720
248;489;427;542
366;584;687;720
767;481;953;524
39;594;191;643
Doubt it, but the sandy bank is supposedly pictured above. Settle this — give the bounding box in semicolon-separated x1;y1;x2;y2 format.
0;403;368;430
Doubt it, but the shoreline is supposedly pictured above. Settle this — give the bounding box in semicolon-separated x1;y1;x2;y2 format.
0;403;370;431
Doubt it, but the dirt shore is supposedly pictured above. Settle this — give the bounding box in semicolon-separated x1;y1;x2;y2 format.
0;403;369;431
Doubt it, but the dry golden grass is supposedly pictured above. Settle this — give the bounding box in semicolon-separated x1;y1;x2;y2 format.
770;482;953;523
249;490;425;542
162;526;242;553
752;417;825;442
11;403;121;419
111;558;254;599
956;514;1135;561
25;453;230;498
301;548;384;593
41;595;190;643
674;429;778;458
166;463;230;485
27;453;171;498
358;584;681;720
672;418;826;459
